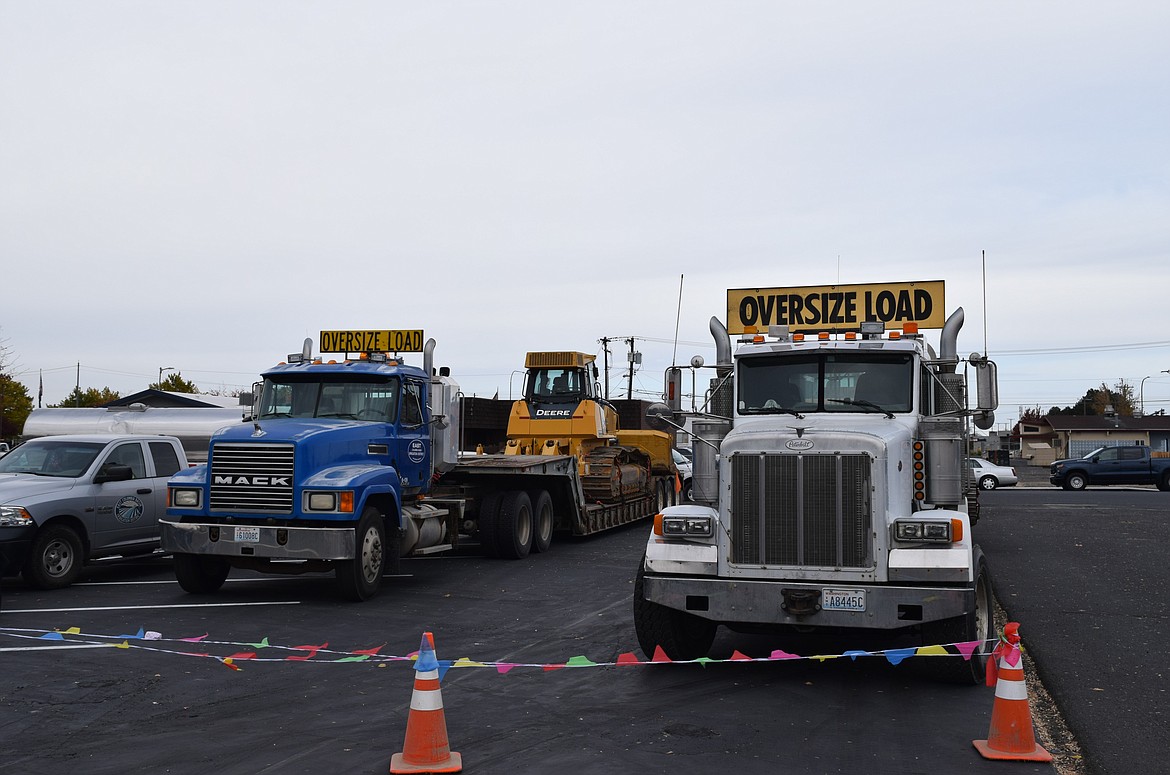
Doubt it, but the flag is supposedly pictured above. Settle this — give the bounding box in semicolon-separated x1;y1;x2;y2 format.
38;371;43;407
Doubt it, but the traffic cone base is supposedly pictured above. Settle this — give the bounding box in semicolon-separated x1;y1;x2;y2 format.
973;739;1051;762
389;750;463;774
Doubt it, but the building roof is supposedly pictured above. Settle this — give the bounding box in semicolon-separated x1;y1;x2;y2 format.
1042;415;1170;432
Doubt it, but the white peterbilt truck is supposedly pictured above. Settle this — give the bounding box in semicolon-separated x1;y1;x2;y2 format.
635;282;999;683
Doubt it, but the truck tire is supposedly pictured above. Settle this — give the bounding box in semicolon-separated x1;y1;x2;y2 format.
24;524;84;590
528;489;554;553
494;490;533;560
1064;472;1088;491
336;506;386;601
918;547;994;685
1157;471;1170;492
656;478;670;513
173;553;230;594
633;556;717;661
477;491;504;558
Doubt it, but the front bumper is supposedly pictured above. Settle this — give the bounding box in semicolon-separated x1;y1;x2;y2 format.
642;573;973;629
159;519;356;561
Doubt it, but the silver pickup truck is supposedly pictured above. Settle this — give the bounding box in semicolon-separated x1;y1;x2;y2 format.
0;434;189;589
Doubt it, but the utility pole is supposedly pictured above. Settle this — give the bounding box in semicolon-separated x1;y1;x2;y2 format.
601;338;611;398
626;338;641;400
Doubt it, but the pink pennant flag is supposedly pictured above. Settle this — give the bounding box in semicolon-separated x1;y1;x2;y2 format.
180;633;209;642
769;649;801;660
495;663;517;674
955;641;980;660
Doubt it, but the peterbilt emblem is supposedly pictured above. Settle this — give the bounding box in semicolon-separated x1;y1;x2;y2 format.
214;475;291;486
785;439;815;450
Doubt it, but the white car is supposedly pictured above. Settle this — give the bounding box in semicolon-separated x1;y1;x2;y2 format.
967;457;1018;490
672;448;693;501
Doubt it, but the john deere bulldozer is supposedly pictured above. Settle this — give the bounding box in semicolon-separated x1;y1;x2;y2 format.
506;351;678;509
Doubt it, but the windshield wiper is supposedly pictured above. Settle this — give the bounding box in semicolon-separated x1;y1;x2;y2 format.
828;398;895;418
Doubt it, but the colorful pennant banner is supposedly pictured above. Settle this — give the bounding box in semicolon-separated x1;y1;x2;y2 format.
0;625;993;674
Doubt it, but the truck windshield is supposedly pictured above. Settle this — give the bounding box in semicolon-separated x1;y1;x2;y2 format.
258;377;399;421
738;352;914;415
0;441;105;477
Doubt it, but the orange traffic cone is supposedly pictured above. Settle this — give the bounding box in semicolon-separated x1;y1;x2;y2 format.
973;622;1053;762
390;632;463;774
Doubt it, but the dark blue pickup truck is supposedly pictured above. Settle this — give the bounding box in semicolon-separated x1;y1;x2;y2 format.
1050;446;1170;491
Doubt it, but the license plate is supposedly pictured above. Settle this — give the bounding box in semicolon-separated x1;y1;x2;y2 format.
234;526;261;543
822;587;866;612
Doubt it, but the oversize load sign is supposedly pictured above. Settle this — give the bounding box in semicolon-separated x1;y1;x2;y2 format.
319;329;424;353
727;281;945;334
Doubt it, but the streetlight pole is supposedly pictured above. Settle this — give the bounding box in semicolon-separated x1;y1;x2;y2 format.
1140;375;1151;416
158;366;175;389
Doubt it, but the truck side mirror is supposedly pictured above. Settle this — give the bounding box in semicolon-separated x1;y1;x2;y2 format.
94;463;134;484
969;353;999;412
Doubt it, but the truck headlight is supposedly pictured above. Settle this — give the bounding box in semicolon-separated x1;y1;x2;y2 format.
170;488;201;508
656;514;714;538
0;505;34;527
894;518;962;543
304;491;354;513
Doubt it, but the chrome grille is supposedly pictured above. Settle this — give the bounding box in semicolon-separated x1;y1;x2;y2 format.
209;443;295;513
731;453;872;568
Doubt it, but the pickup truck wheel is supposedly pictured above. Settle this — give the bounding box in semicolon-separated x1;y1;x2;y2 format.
918;547;994;685
173;553;230;594
978;475;998;491
633;556;717;661
1065;472;1088;491
1157;472;1170;492
24;524;84;590
494;490;533;560
528;489;554;553
336;507;385;601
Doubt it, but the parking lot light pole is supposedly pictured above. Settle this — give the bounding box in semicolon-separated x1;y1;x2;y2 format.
159;366;175;389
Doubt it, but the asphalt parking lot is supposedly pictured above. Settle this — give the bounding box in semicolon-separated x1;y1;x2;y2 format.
3;523;1057;775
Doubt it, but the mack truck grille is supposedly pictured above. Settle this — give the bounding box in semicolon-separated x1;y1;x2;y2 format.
730;453;872;568
209;443;295;513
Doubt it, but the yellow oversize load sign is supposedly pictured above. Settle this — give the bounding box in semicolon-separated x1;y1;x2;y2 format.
727;281;946;334
319;329;424;353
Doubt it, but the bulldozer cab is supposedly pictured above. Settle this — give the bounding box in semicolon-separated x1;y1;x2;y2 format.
529;367;589;403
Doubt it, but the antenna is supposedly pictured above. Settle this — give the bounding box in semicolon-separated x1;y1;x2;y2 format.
672;274;684;366
982;249;988;356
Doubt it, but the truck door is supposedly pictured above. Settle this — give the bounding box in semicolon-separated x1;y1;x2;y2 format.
395;379;431;495
1116;446;1147;484
92;441;165;553
1091;447;1126;484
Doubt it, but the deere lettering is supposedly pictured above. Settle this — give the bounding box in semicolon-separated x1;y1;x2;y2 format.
214;475;291;486
727;281;945;333
536;409;573;417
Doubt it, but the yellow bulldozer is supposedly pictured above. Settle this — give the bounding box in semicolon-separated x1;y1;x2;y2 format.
505;351;679;508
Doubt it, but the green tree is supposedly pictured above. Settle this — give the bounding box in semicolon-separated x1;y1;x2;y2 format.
1049;379;1136;417
1;374;34;441
50;386;122;408
151;372;199;393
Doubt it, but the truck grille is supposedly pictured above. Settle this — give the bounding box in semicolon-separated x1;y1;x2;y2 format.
731;453;872;568
209;443;295;513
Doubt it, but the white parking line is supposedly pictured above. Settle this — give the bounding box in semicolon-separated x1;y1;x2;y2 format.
2;601;301;614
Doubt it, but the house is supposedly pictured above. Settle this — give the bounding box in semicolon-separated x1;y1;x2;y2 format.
1014;415;1170;466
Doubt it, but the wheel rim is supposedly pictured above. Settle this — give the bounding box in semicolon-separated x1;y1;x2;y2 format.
1071;475;1085;489
517;505;532;547
974;576;991;655
980;477;996;490
359;527;383;584
43;539;74;578
536;504;553;544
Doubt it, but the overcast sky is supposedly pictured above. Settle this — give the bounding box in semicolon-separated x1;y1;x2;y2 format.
3;2;1169;429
